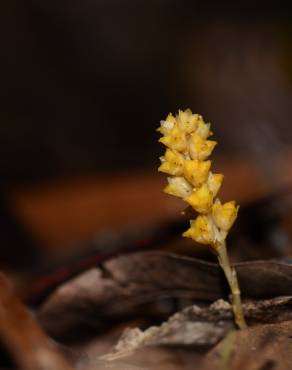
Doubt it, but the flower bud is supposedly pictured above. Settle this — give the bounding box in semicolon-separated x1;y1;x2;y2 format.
157;113;176;135
183;215;215;244
207;173;224;197
189;133;217;161
185;184;213;213
158;149;185;176
159;125;187;152
183;159;211;187
176;109;199;134
212;200;239;231
164;176;193;198
196;120;211;139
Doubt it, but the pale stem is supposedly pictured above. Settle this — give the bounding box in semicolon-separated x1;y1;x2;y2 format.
215;241;247;330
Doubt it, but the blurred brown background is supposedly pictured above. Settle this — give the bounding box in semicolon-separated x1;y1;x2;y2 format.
1;1;292;273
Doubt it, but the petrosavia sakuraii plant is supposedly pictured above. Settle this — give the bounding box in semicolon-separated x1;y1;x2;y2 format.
158;109;247;329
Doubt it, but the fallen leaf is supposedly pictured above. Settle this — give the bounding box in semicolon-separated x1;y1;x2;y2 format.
0;272;73;370
38;252;292;339
202;320;292;370
101;297;292;361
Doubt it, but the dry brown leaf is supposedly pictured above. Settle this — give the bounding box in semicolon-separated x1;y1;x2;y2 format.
202;320;292;370
38;252;292;339
0;273;73;370
101;297;292;361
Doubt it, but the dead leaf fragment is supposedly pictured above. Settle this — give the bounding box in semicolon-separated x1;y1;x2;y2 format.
0;272;73;370
102;296;292;361
38;252;292;339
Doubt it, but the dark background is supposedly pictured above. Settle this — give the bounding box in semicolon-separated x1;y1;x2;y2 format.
2;1;292;272
2;1;292;184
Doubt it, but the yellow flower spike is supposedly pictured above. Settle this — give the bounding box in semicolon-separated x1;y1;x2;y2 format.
189;133;217;161
212;200;239;232
183;159;211;187
182;215;214;245
157;108;246;330
185;184;213;214
207;172;224;197
159;125;187;152
158;149;184;176
164;176;193;198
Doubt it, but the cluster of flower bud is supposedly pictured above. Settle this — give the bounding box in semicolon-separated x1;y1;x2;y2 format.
158;109;238;247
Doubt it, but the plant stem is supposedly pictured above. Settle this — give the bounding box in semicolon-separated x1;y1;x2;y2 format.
215;241;247;330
